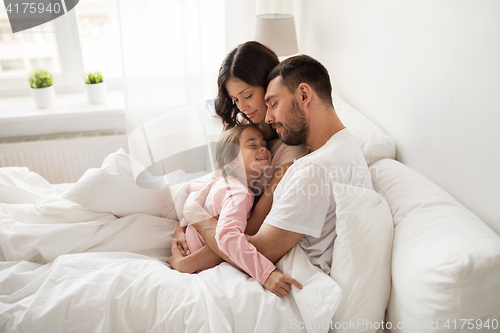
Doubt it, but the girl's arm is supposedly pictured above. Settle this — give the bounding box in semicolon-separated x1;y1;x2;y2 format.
215;189;302;296
245;162;293;236
214;188;275;283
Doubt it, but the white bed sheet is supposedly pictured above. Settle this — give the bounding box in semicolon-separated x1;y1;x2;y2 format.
0;165;341;333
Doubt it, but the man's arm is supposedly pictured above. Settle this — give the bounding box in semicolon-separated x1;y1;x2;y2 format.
184;180;303;266
247;222;304;264
189;208;305;269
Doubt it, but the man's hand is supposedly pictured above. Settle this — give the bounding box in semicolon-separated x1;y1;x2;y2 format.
183;180;215;226
173;223;190;256
263;270;303;298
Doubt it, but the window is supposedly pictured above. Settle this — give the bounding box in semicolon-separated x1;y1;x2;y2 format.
75;0;122;81
0;1;122;95
30;57;54;69
1;59;24;72
0;15;61;77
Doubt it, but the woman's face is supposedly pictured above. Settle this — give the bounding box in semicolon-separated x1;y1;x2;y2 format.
225;77;267;125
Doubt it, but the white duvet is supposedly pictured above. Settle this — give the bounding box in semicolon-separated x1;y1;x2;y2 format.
0;151;342;333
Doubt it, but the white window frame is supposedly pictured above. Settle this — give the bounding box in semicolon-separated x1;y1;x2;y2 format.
0;8;121;97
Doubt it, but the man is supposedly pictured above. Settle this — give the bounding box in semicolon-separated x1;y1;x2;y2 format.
174;55;372;293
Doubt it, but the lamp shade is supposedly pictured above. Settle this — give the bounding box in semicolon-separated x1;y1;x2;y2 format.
254;14;299;57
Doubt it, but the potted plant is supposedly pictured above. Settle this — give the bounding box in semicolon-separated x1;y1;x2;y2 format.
28;67;55;109
84;71;106;104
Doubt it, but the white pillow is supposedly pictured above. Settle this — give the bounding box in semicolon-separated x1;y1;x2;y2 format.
370;158;500;331
61;149;176;218
334;94;396;166
330;183;394;333
276;245;343;333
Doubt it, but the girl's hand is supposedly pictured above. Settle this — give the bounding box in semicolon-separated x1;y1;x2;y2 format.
183;179;215;225
263;270;303;298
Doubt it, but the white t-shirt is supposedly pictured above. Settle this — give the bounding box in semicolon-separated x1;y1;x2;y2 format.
249;139;309;196
263;128;373;274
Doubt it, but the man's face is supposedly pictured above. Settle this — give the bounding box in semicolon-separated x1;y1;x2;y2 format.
265;76;309;146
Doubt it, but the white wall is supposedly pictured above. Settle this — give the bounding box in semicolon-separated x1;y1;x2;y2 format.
298;0;500;235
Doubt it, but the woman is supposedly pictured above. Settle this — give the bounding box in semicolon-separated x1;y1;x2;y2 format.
169;41;309;276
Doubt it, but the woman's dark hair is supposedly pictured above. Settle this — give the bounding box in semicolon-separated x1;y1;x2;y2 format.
215;41;279;131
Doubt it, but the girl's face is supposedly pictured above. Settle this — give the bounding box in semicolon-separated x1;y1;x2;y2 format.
225;77;267;125
231;127;271;182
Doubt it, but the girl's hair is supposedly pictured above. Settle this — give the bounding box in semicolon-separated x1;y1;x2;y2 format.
216;123;260;178
215;41;279;131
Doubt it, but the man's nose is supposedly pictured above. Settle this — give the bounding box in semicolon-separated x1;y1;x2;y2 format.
265;106;274;123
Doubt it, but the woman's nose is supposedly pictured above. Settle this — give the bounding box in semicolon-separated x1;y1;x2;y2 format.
239;100;248;112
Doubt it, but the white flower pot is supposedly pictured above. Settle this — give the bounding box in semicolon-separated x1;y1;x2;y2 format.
30;85;55;109
85;81;107;104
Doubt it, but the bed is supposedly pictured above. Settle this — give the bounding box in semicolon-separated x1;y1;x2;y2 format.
1;95;499;333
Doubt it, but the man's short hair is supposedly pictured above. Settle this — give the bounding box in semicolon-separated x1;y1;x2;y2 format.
267;55;333;107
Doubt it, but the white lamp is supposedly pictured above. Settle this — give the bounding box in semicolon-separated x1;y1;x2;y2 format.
254;14;299;57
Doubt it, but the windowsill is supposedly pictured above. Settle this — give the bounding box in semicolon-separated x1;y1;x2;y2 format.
0;89;126;138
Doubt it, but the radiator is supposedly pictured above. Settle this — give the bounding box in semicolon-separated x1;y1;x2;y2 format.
0;131;128;184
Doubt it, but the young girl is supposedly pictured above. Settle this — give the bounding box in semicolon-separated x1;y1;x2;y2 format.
170;124;302;297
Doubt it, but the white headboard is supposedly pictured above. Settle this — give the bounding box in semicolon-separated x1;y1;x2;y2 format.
297;0;500;235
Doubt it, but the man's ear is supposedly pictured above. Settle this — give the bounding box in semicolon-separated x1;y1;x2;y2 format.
297;83;313;106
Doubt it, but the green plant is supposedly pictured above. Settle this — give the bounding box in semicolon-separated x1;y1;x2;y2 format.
85;71;104;84
28;67;54;89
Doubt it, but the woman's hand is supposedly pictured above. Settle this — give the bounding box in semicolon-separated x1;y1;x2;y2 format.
173;223;190;255
168;242;224;274
168;238;188;272
183;179;215;225
263;270;303;298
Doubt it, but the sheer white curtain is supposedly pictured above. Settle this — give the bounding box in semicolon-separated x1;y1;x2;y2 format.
118;0;225;131
117;0;225;176
116;0;299;178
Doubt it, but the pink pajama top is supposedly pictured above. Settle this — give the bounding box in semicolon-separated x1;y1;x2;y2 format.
185;177;275;285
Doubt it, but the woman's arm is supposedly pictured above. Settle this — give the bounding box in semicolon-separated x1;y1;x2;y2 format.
181;181;235;262
245;162;293;235
169;219;233;273
168;242;223;274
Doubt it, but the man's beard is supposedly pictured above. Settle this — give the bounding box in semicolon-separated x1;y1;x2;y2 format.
274;99;309;146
